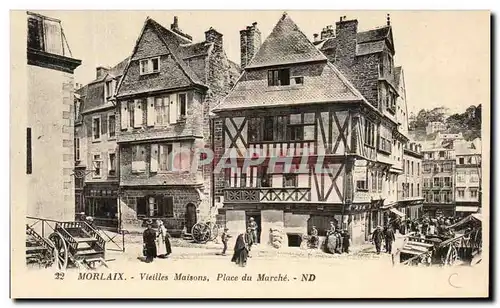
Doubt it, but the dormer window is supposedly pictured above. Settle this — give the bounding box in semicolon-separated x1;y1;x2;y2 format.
268;68;290;86
105;80;115;99
140;57;160;75
291;76;304;85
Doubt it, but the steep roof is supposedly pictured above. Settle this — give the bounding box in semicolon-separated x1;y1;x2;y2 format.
213;61;363;112
245;13;327;69
116;18;206;97
357;26;391;43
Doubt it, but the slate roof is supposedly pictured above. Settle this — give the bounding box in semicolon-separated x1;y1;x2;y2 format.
116;18;207;97
357;26;391;43
213;61;363;112
245;13;327;69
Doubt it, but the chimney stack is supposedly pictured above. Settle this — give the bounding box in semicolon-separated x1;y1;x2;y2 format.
205;27;223;50
387;14;391;26
313;33;319;42
240;22;261;69
320;25;335;40
96;66;109;79
170;16;193;42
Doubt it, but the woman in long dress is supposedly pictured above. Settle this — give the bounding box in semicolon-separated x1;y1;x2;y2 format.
143;219;157;263
231;230;250;267
156;220;171;258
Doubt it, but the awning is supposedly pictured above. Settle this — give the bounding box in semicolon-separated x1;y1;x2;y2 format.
389;208;406;217
448;214;482;229
456;206;479;212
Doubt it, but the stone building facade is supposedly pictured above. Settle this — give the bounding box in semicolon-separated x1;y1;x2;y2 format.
26;11;81;223
115;17;239;233
398;142;424;219
73;58;127;229
454;139;482;217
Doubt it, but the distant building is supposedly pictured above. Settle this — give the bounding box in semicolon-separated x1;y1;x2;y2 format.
426;121;446;134
398;142;424;219
421;147;456;217
26;11;81;221
454;139;482;217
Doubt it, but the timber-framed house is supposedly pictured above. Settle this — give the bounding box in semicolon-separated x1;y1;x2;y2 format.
212;13;405;246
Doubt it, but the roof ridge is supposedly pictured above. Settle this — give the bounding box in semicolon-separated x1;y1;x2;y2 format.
148;18;206;88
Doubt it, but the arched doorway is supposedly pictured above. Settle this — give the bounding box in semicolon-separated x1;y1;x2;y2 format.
185;203;197;233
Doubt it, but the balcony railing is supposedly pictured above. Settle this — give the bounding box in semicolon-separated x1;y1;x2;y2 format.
247;141;316;157
224;187;311;203
397;190;423;201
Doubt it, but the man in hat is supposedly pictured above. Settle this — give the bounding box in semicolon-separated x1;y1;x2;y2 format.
248;217;258;245
220;227;232;256
371;226;384;254
341;229;351;253
326;221;336;236
384;225;396;254
142;219;157;263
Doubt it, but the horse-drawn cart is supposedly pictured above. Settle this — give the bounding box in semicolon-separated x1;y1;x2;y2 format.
26;218;108;270
400;214;482;266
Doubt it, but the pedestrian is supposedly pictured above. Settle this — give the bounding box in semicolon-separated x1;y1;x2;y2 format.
341;229;350;253
308;226;319;249
244;226;254;257
248;217;258;245
327;221;336;236
156;220;171;258
221;227;231;256
231;228;251;267
334;229;342;254
384;225;396;254
371;226;384;254
143;219;157;263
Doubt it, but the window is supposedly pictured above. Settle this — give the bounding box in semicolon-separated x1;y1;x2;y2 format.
247;118;261;143
443;163;452;172
417;163;420;176
132;145;146;173
93;154;102;178
439;151;445;158
287;113;315;141
458;189;465;198
364;120;376;147
423;178;430;188
371;172;377;192
467;157;473;164
92;116;101;141
268;68;290;86
417;183;420;196
74;137;80;162
429;152;434;159
402;159;405;173
433;192;440;203
377;173;383;193
259;166;272;188
143;196;174;218
433;177;440;187
178;93;187;119
27;127;32;174
470;170;479;183
292;76;304;85
158;144;173;172
459;157;464;165
357;179;368;191
411;161;414;175
470;189;478;199
108;153;116;176
105;80;115;99
154;96;169;126
283;174;298;187
444;177;451;187
410;183;414;197
263;117;274;141
139;57;160;75
457;171;465;183
108;114;116;138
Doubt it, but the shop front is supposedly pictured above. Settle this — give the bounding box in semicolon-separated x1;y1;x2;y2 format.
84;183;119;230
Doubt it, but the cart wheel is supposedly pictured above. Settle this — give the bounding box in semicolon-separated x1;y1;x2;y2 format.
48;232;68;270
191;222;210;244
209;224;220;242
444;245;458;266
45;238;57;269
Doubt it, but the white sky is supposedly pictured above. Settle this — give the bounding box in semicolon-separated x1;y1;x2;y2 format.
36;10;490;115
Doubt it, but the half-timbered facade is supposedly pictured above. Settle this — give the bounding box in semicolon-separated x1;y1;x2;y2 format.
212;13;407;247
115;17;239;233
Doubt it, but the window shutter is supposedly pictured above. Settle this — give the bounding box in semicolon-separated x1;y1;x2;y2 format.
120;101;128;129
169;94;178;124
134;99;143;127
150;144;158;172
147;97;155;126
173;142;181;171
43;19;63;55
158;197;165;217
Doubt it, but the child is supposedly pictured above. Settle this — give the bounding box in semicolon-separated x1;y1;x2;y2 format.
221;227;231;256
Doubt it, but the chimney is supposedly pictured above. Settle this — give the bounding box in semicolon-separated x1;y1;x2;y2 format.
205;27;223;50
96;66;109;79
240;22;262;69
334;17;358;66
170;16;193;42
320;25;335;40
386;13;391;26
313;33;319;42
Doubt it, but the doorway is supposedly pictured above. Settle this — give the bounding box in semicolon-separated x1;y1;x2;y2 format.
185;203;197;234
245;212;261;244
